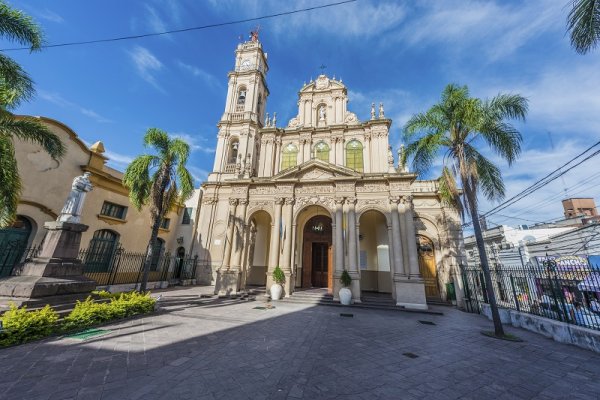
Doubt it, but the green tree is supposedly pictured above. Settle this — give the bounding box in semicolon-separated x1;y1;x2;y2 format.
567;0;600;54
402;84;528;337
0;1;65;227
123;128;194;292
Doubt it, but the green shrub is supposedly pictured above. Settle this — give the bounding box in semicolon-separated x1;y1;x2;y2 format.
62;292;155;332
0;304;58;346
340;270;352;287
272;266;285;285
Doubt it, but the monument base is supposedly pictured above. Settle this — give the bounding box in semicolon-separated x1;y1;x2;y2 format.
214;269;241;296
393;278;428;310
0;221;97;309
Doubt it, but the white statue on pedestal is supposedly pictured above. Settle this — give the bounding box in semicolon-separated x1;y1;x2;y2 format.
319;105;326;121
58;172;93;224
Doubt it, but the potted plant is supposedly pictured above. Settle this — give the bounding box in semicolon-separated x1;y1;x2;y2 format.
270;266;285;300
339;270;353;305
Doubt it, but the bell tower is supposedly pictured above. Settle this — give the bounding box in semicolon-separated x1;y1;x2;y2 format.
209;31;269;182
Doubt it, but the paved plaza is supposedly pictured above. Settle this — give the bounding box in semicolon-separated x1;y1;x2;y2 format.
1;287;599;400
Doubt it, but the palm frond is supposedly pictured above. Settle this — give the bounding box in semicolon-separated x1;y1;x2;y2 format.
144;128;170;154
0;2;44;50
177;165;194;202
478;121;522;165
0;54;34;107
486;93;528;121
170;138;190;166
567;0;600;54
123;154;157;210
402;132;445;176
0;135;20;227
438;166;464;217
464;144;505;201
0;116;65;159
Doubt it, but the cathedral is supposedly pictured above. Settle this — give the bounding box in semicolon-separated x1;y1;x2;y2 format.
196;36;465;309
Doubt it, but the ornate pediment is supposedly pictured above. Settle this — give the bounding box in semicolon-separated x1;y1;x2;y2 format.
272;159;360;181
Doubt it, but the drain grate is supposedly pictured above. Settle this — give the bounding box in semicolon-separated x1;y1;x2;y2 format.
340;313;354;318
66;328;111;340
403;352;419;359
418;320;436;325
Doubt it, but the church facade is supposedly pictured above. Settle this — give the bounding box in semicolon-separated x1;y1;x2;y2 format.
196;38;465;309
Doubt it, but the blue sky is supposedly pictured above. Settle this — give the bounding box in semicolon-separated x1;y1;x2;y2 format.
5;0;600;228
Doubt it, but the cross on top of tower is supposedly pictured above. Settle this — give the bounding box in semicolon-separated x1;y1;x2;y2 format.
250;25;261;42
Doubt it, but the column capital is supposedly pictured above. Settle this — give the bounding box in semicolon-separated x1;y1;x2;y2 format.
229;198;239;206
389;196;401;205
345;197;357;205
334;197;346;205
284;198;295;205
238;199;249;206
401;195;414;206
275;197;285;205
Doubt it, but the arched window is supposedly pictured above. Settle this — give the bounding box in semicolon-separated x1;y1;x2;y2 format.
346;140;364;172
228;138;239;164
150;238;165;271
314;141;330;162
237;87;247;105
85;230;119;272
281;143;298;170
0;216;33;277
257;93;263;117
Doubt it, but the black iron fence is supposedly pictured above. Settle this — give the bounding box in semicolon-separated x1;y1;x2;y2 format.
461;262;600;331
80;247;199;287
0;245;40;277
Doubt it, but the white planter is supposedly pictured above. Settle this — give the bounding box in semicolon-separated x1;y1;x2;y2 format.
339;287;352;305
270;284;283;300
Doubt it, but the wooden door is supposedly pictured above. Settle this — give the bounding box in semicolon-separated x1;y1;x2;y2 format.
417;236;440;299
311;242;329;287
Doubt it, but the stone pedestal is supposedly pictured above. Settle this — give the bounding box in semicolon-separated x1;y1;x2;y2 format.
393;277;428;310
214;269;241;296
0;221;96;303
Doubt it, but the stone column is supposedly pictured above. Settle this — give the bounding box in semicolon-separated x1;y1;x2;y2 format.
231;199;248;270
398;200;410;276
273;138;281;175
346;197;361;302
215;198;238;295
267;198;284;290
281;198;295;296
403;196;421;278
389;197;405;277
299;140;305;164
364;134;371;173
333;197;345;301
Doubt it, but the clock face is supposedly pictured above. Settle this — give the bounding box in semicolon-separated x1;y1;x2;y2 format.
241;59;251;69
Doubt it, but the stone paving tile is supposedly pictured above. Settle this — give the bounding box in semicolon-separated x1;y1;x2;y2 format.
1;286;600;399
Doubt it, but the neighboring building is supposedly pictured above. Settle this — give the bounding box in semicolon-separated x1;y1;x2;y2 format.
464;224;575;267
196;36;465;309
562;197;598;219
526;223;600;261
0;116;194;277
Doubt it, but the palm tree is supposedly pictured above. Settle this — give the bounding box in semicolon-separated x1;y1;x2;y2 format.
402;84;528;337
123;128;194;292
0;2;65;227
567;0;600;54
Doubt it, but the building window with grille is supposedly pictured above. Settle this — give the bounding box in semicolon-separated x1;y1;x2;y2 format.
160;218;171;230
100;201;127;220
85;230;119;272
314;141;330;162
182;208;193;225
346;139;364;172
281;143;298;170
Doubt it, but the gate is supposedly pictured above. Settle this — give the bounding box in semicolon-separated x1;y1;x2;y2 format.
0;217;33;277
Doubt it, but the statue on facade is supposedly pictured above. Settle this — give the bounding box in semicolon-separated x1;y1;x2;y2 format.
265;112;270;127
370;103;376;120
57;172;93;224
319;105;326;121
379;102;385;119
272;112;277;126
388;145;394;167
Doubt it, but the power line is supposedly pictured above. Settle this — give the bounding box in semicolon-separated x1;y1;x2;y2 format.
482;141;600;219
0;0;357;51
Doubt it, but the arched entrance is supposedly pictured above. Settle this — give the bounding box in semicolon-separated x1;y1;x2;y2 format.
301;214;333;290
244;210;271;286
358;210;392;293
417;235;440;299
0;216;33;277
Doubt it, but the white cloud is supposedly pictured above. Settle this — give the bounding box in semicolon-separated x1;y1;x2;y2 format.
171;132;215;154
34;9;64;23
395;0;563;61
128;46;164;91
176;61;221;89
104;150;135;169
145;5;168;34
208;0;406;40
187;166;209;184
37;90;113;123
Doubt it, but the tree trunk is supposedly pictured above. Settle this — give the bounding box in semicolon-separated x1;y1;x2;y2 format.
139;166;171;292
466;190;505;336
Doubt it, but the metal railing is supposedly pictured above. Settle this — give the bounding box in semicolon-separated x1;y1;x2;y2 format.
80;247;199;287
461;262;600;331
0;245;41;277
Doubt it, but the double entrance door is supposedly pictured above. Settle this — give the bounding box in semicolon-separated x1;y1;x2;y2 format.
311;242;329;288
